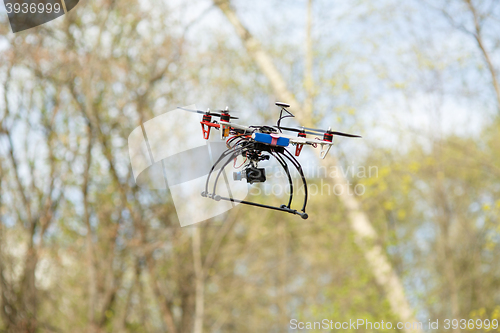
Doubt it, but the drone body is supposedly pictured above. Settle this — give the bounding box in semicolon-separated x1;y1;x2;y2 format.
177;103;361;219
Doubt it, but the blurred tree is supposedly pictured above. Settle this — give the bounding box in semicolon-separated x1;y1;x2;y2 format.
1;0;500;333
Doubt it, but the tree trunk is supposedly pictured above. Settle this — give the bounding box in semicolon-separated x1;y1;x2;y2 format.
327;156;421;331
21;246;38;333
83;121;97;333
277;221;288;332
464;0;500;112
303;0;314;121
192;227;204;333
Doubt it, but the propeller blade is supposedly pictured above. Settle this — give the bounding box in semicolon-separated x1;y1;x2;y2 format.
303;126;361;138
177;107;238;119
302;126;327;133
329;131;362;138
177;107;206;114
280;126;361;138
213;113;239;119
277;126;318;135
212;109;241;114
276;126;301;132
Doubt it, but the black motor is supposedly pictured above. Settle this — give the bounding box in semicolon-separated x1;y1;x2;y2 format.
233;166;266;184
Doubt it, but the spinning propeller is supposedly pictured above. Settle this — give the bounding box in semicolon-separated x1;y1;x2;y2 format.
177;107;239;119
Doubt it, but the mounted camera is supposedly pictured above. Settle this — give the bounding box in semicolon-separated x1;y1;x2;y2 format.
233;166;266;184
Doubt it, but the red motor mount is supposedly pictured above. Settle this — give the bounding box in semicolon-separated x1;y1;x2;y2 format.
295;132;306;156
200;114;220;140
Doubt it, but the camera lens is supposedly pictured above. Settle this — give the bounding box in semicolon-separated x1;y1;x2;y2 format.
245;167;266;184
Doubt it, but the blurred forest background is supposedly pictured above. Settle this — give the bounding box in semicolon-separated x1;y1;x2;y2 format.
1;0;500;332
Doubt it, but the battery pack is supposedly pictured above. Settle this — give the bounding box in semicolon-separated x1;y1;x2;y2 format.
251;133;290;147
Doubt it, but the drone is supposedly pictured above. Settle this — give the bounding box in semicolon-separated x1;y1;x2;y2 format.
177;102;361;219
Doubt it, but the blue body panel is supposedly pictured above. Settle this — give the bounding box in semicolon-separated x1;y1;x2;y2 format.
253;133;290;147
